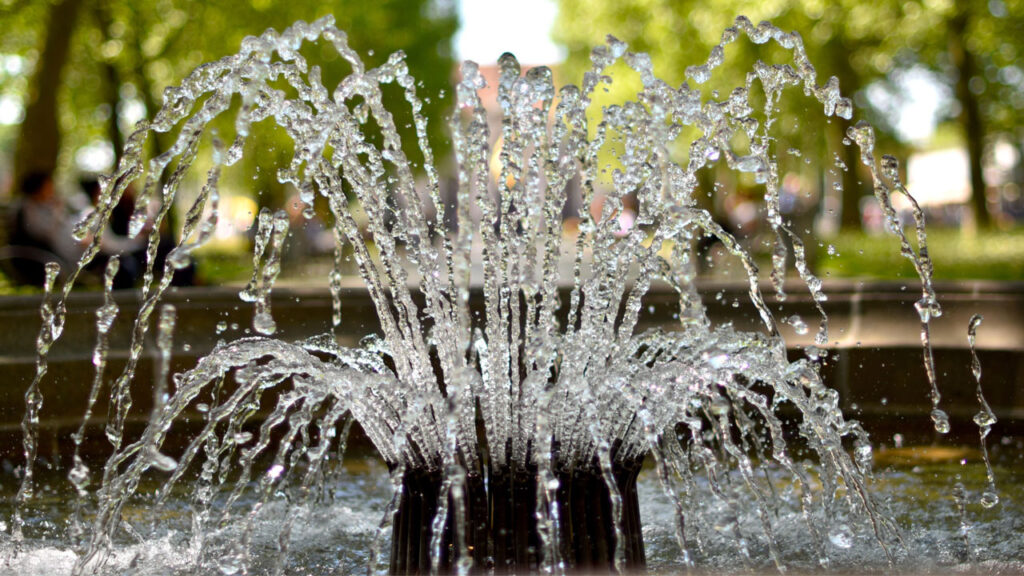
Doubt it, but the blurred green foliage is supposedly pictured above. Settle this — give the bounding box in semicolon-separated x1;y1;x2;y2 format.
553;0;1024;229
555;0;1024;141
0;0;458;202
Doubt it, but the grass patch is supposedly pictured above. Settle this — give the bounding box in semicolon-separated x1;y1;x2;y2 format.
193;249;254;286
2;227;1020;295
817;227;1024;281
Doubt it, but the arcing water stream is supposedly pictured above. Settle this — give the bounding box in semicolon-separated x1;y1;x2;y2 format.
2;15;1017;575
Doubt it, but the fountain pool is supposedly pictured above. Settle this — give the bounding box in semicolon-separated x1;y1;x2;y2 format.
3;448;1023;574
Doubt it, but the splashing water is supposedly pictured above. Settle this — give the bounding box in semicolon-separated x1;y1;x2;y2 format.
6;15;981;575
967;315;999;509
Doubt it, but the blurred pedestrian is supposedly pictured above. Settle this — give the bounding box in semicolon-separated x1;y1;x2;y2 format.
3;171;83;285
79;178;197;288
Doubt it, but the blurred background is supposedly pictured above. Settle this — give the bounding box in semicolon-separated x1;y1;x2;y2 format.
0;0;1022;290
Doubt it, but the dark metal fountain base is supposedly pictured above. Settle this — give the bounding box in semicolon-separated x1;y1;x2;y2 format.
390;458;645;574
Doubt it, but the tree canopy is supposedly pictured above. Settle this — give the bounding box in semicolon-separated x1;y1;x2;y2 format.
553;0;1024;228
1;0;458;201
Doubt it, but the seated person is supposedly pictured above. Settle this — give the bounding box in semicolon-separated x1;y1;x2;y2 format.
79;177;146;288
80;178;196;287
5;172;146;289
4;172;83;286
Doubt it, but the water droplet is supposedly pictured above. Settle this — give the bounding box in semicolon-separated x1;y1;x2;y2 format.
914;297;942;322
974;411;996;428
710;396;731;416
854;443;873;470
788;315;808;335
254;311;277;335
146;449;178;472
980;491;1000;508
686;64;711;84
217;553;245;575
835;97;853;120
735;154;766;175
168;248;192;270
881;155;899;181
828;524;853;548
68;462;90;488
931;409;951;434
266;464;285;480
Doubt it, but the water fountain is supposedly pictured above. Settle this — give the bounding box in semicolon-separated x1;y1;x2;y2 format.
3;15;1017;576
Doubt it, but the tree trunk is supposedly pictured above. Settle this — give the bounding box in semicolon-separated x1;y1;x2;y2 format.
93;4;124;160
102;60;124;160
128;9;180;234
13;0;84;184
949;11;991;228
827;39;867;231
836;120;866;231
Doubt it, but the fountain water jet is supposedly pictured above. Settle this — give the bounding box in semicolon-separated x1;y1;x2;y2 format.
5;15;983;575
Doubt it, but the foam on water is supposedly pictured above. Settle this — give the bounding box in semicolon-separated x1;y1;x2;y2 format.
2;15;1000;575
